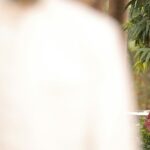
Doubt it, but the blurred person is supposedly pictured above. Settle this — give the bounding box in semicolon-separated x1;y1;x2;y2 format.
0;0;139;150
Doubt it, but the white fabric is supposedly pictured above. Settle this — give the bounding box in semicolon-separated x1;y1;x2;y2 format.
0;0;139;150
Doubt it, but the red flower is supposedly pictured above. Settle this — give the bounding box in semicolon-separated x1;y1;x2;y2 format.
145;112;150;132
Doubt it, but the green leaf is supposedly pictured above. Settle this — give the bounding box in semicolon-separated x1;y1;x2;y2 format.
140;51;148;62
146;53;150;62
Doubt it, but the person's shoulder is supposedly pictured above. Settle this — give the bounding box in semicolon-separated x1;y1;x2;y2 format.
47;0;124;57
49;0;120;30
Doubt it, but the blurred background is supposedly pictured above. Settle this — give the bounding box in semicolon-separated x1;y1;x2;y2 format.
80;0;150;110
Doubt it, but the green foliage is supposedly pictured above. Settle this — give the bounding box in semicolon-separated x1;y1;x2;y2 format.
134;48;150;72
125;0;150;72
139;117;150;150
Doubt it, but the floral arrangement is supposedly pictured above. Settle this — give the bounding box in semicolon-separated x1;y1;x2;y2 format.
140;113;150;150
